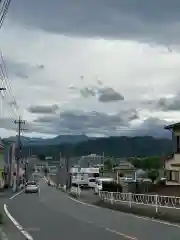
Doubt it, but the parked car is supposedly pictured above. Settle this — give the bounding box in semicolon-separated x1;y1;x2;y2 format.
25;181;39;193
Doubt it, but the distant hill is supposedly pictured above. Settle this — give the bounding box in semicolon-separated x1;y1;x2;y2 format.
19;136;173;158
4;134;90;146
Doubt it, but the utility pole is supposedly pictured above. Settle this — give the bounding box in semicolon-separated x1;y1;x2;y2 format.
101;152;104;176
14;116;26;189
66;155;69;190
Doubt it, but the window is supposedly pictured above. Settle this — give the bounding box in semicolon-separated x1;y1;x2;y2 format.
89;179;95;182
166;170;179;182
177;136;180;153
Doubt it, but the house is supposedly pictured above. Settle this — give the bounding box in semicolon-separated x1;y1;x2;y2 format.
113;161;136;177
0;139;4;188
164;122;180;185
79;154;104;168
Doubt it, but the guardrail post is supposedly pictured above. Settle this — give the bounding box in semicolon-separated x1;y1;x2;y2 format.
77;185;81;198
129;192;132;208
98;190;101;198
155;194;159;213
110;192;114;204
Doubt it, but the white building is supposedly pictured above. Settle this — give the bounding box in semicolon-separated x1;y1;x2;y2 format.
79;154;104;167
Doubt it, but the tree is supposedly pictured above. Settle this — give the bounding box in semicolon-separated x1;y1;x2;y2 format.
148;170;159;182
130;156;163;170
104;158;113;171
38;154;45;161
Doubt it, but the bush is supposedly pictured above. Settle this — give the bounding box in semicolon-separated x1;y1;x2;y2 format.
102;181;122;192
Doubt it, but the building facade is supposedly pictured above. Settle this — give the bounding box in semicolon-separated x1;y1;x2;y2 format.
164;123;180;185
79;154;104;167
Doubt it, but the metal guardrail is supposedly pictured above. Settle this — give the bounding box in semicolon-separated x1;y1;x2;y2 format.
44;177;81;197
70;186;81;197
99;191;180;213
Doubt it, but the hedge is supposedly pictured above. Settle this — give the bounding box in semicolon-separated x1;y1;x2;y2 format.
102;181;122;192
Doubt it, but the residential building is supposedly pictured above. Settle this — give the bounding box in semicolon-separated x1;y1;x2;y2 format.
0;139;4;188
79;154;104;167
113;161;136;178
164;122;180;185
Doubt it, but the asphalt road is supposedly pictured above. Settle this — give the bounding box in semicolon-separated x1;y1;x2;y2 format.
5;179;180;240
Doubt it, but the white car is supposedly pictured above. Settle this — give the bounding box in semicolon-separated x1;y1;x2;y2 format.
25;181;39;193
94;178;114;195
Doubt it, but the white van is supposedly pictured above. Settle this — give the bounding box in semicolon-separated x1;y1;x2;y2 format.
94;177;114;195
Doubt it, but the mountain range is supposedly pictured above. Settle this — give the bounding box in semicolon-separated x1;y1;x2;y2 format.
6;135;172;158
3;134;91;145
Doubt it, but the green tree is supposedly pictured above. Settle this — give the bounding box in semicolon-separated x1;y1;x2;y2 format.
38;154;45;161
130;156;163;170
148;170;159;182
104;158;113;171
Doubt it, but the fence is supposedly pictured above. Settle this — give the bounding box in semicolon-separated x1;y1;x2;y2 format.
70;186;81;197
99;191;180;213
46;177;81;197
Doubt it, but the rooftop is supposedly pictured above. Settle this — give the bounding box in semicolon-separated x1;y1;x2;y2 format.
164;122;180;130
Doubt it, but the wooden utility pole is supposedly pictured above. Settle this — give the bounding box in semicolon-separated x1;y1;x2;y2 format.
66;155;69;190
14;116;25;188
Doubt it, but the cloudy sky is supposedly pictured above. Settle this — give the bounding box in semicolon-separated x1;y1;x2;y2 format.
0;0;180;139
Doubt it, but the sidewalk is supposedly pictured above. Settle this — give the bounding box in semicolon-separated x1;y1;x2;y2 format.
0;188;25;240
1;214;25;240
0;189;16;200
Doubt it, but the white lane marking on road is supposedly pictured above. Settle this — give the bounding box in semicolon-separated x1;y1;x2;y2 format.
68;197;138;239
9;189;24;200
3;204;33;240
68;196;180;228
105;228;138;240
68;196;99;209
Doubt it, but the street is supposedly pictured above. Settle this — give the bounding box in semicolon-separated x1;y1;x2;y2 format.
4;178;180;240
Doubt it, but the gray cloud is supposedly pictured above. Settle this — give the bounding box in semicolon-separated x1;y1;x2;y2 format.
0;117;17;131
157;97;180;111
0;111;172;138
145;95;180;112
98;87;124;102
78;85;124;102
37;64;45;70
30;111;172;138
80;87;96;98
30;110;136;135
6;59;45;79
9;0;180;44
27;104;59;114
133;117;172;138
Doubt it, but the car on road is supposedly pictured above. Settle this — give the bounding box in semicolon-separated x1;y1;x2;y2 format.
25;181;39;193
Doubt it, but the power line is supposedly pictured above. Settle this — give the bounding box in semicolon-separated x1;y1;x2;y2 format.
0;50;19;118
0;0;11;29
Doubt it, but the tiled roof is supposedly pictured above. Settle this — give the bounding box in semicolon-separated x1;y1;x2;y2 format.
164;122;180;130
